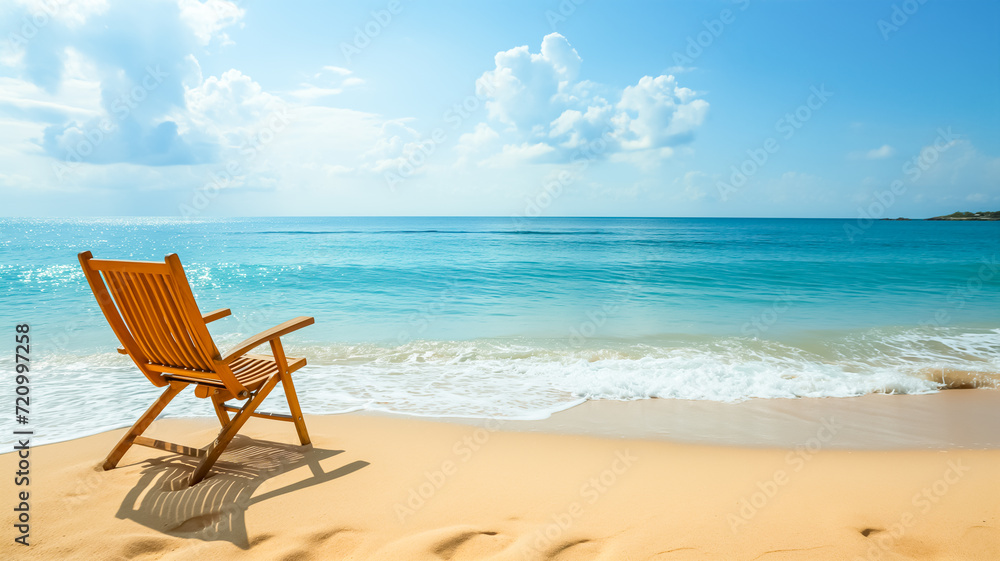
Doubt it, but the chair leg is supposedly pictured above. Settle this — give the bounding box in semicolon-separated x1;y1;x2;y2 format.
280;372;311;446
270;338;311;446
189;375;280;486
210;392;231;427
103;381;188;470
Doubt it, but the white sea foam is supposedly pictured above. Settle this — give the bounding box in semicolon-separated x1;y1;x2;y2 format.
10;327;998;447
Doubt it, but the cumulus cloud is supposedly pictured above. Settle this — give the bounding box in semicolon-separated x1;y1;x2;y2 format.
480;141;557;168
0;0;408;201
289;66;365;101
616;75;707;150
2;0;245;167
360;120;425;174
10;0;110;29
470;33;709;166
0;49;101;122
850;144;895;160
454;122;499;165
479;33;582;131
184;69;282;136
177;0;244;45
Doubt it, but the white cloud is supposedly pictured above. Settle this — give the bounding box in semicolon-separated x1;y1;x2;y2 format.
289;66;365;101
0;0;424;209
867;144;895;159
616;75;708;151
479;33;582;131
2;0;247;167
0;59;102;122
471;33;708;167
1;1;109;71
12;0;110;28
549;104;614;149
850;144;895;160
360;120;425;174
177;0;245;45
184;69;281;137
455;122;499;165
320;66;352;76
178;68;390;193
481;141;556;168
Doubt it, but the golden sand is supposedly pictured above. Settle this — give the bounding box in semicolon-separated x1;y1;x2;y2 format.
3;392;999;560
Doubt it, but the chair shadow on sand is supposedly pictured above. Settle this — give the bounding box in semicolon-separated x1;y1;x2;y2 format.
115;435;369;548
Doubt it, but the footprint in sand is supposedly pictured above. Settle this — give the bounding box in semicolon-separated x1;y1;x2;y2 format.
275;527;365;560
375;525;512;560
546;538;603;560
118;537;171;559
433;529;509;559
250;532;274;547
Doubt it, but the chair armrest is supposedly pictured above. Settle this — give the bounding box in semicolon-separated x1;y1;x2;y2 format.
203;308;232;323
222;316;314;363
117;308;233;353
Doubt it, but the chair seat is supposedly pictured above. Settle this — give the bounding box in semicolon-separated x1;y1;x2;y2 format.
162;354;306;390
232;353;307;388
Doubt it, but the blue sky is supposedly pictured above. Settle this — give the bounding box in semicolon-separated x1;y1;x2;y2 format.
1;0;998;217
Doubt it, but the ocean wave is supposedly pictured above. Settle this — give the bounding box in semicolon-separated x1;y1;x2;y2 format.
11;327;997;447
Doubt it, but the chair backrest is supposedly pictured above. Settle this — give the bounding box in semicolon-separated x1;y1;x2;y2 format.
79;251;243;394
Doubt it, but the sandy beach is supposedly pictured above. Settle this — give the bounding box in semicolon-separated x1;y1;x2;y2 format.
4;390;999;561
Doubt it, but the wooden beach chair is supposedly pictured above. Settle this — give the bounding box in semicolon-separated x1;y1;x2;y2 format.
78;251;314;486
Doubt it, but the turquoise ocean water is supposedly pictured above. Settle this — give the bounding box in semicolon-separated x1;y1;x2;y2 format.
1;217;998;445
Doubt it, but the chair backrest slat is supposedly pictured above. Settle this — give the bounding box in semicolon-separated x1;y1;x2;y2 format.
78;252;245;395
147;273;206;368
127;271;190;368
105;271;160;361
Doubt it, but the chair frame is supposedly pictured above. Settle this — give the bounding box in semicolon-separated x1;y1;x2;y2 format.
78;251;314;486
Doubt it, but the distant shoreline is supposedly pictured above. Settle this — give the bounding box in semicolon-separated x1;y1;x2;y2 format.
883;211;1000;221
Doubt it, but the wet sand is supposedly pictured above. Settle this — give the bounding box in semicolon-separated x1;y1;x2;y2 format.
426;390;1000;449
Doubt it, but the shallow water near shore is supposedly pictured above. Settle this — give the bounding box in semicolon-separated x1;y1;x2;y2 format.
1;217;998;446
